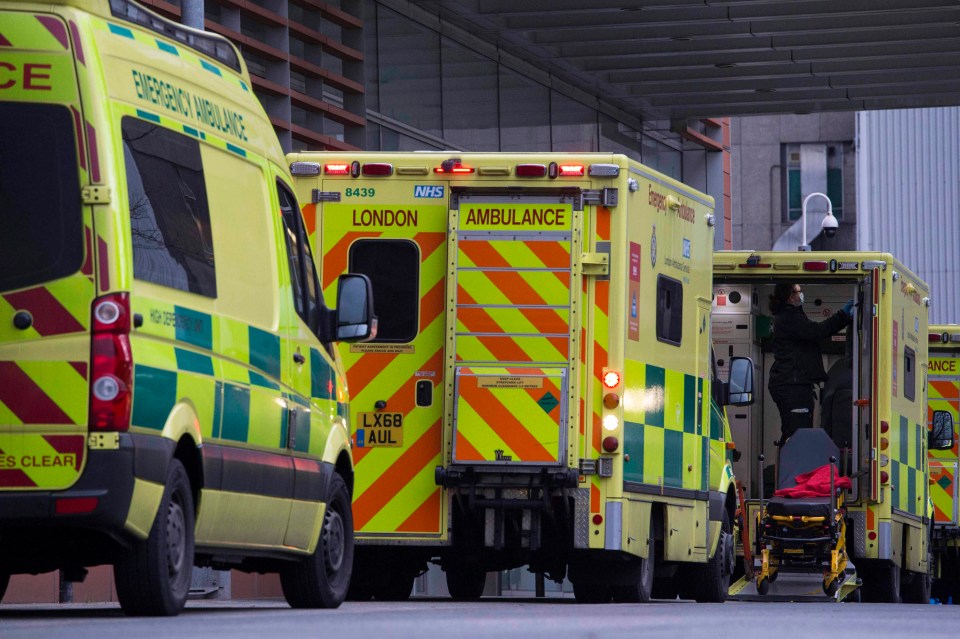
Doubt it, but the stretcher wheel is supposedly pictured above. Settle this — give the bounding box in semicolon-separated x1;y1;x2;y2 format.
757;577;770;596
823;577;840;597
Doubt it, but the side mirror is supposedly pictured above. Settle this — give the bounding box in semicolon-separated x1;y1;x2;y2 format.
335;274;377;342
930;410;955;451
726;356;754;407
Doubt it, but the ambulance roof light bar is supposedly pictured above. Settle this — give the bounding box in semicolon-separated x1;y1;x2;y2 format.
324;161;361;177
290;161;321;176
434;158;475;174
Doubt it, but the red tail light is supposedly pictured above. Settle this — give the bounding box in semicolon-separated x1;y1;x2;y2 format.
89;293;133;432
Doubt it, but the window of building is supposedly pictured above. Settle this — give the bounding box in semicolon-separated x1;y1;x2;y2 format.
441;37;498;151
0;103;83;293
904;346;916;402
656;275;683;346
377;6;442;138
499;67;550;151
123;117;216;297
642;134;682;182
784;143;844;221
349;239;419;342
552;91;598;152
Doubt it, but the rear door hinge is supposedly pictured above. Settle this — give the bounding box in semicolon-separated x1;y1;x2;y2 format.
582;188;618;207
82;185;111;205
581;252;609;276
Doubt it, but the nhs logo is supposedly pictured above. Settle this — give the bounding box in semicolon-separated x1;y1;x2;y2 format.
414;185;444;198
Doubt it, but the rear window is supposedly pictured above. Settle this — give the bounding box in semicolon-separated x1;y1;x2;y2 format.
122;117;216;297
349;239;419;342
0;103;83;292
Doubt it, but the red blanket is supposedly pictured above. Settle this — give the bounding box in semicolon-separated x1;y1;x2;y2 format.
773;464;852;498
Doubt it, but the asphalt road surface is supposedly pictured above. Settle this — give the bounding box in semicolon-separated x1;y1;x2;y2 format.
1;598;957;639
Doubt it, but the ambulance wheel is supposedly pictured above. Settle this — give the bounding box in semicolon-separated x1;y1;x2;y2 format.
611;535;655;603
692;508;734;603
374;571;415;601
861;560;901;603
901;562;932;604
756;576;770;596
445;562;486;600
114;458;195;616
572;581;612;604
281;472;353;608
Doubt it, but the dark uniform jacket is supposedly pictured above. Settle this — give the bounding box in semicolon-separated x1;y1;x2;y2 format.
769;304;850;388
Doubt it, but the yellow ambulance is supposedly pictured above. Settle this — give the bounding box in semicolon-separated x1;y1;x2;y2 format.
927;324;959;603
288;151;751;602
713;251;941;602
0;0;374;615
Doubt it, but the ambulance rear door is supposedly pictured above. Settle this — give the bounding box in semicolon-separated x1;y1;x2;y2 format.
447;191;580;471
318;178;448;541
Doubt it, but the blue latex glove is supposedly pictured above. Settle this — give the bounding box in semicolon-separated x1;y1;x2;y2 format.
842;299;855;317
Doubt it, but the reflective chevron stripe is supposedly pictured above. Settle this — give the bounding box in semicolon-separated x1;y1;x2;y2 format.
929;359;960;525
316;184;449;536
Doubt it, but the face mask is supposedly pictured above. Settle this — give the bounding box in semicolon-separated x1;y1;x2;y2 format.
797;292;805;305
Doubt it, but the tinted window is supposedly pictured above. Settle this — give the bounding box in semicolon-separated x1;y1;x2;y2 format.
350;239;418;342
277;182;321;331
904;345;916;402
0;103;83;292
122;117;216;297
656;274;683;346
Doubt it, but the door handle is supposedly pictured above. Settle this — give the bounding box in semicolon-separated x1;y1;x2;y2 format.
293;350;306;364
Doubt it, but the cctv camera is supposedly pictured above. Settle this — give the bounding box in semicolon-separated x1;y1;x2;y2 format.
821;213;838;239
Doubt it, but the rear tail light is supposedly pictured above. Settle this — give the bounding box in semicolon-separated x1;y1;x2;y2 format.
558;164;585;177
362;162;394;176
602;436;619;453
89;293;133;432
516;164;547;178
802;261;829;271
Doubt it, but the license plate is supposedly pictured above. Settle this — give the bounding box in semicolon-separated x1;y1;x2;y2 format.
356;412;403;448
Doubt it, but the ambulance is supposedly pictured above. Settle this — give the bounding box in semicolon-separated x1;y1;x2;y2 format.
288;151;752;602
0;0;374;615
927;324;960;603
713;251;942;602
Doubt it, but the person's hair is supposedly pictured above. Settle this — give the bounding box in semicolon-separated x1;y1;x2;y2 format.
769;282;795;314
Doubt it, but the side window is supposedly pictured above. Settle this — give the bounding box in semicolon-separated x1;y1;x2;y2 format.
349;239;419;342
277;182;321;331
656;274;683;346
904;346;916;402
122;117;216;297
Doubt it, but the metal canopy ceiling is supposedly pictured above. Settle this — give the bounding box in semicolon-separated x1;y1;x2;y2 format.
411;0;960;122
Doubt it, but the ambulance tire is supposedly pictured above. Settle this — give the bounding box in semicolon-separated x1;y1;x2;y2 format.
900;555;932;604
373;571;415;601
860;560;901;604
572;581;612;604
0;573;8;602
281;472;354;609
691;508;734;603
610;537;655;603
114;458;195;616
445;563;486;601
